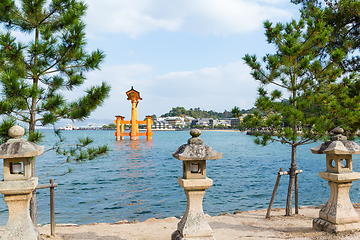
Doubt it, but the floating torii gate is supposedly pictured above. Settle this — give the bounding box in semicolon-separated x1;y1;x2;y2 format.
114;87;153;140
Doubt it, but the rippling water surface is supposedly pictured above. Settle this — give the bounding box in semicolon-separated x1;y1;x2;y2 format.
1;129;360;225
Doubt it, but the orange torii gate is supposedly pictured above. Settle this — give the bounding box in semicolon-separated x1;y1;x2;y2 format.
114;87;153;140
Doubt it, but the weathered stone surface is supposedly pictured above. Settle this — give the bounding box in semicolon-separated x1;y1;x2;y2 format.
313;217;360;233
171;230;216;240
311;127;360;155
325;154;353;173
0;138;44;159
311;140;360;155
0;125;44;159
173;130;222;161
312;127;360;233
0;184;38;240
319;182;359;224
8;125;24;139
177;190;213;238
173;144;222;161
172;130;220;240
319;171;360;183
0;177;38;195
177;177;213;191
0;126;41;240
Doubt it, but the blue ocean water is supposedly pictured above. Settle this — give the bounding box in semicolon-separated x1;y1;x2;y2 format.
1;129;360;226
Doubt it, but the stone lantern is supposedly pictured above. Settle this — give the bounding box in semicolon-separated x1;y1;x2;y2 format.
311;127;360;232
171;129;222;240
0;125;44;240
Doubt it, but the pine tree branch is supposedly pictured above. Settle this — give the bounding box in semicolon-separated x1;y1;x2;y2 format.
313;61;335;80
254;65;290;89
296;115;339;146
8;7;32;24
338;24;357;43
9;109;27;119
270;80;290;89
19;58;31;70
296;134;317;146
43;143;84;154
273;137;292;145
44;64;86;75
38;161;66;178
39;9;58;26
41;46;74;75
5;113;26;122
271;31;286;47
301;23;319;49
37;77;50;86
0;62;10;68
297;139;316;146
300;40;325;56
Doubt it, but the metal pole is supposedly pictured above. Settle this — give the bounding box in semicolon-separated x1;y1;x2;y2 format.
266;168;283;219
50;178;55;236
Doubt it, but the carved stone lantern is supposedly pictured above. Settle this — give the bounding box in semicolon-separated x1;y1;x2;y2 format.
0;125;44;240
171;129;222;240
311;127;360;232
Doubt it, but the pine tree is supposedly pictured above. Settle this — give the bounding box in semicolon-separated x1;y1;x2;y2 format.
292;0;360;72
0;0;111;224
291;0;360;135
242;12;359;215
231;106;241;118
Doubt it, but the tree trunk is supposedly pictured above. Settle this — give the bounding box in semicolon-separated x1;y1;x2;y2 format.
286;79;298;216
30;26;39;226
286;144;297;216
30;159;37;226
29;77;38;225
29;97;37;225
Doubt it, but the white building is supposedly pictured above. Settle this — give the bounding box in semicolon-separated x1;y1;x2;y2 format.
152;120;172;129
164;116;195;128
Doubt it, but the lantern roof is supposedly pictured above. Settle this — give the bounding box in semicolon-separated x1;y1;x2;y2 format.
0;126;44;159
126;86;142;101
311;127;360;155
173;129;222;161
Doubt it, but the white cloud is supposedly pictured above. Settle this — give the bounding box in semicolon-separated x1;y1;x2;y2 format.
84;63;154;97
85;0;294;37
85;0;184;38
86;61;259;119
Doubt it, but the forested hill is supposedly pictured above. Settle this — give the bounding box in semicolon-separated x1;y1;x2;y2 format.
160;107;255;119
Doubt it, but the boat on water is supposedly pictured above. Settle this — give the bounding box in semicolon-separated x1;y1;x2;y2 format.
62;124;75;131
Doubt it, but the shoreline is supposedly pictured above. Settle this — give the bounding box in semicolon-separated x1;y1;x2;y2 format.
200;129;241;132
3;206;359;239
98;128;241;132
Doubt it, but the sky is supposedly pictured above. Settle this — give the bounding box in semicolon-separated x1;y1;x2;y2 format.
4;0;303;126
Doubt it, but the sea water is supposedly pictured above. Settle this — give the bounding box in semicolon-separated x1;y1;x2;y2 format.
0;130;360;226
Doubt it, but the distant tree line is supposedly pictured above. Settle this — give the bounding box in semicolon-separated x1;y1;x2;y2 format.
160;106;256;119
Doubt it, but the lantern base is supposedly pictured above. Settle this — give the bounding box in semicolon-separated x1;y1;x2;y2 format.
0;177;38;195
171;230;216;240
313;218;360;233
319;171;360;183
0;178;39;240
177;177;213;191
176;187;214;239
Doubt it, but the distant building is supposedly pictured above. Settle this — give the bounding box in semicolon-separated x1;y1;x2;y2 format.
164;116;194;128
230;118;240;127
182;115;195;127
190;118;234;128
191;118;212;127
212;118;231;127
152;120;172;129
164;116;182;128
